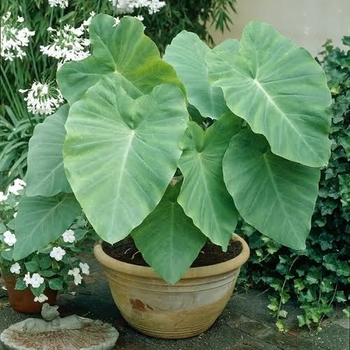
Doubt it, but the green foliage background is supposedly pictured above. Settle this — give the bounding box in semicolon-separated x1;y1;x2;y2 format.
237;36;350;331
142;0;236;53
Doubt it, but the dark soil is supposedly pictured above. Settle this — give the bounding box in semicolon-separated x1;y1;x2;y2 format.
102;236;242;268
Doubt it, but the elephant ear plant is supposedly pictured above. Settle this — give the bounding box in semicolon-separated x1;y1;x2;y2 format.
12;14;331;284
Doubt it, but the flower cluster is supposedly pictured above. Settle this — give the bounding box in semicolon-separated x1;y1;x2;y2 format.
0;179;97;303
0;12;35;61
19;81;64;115
40;17;93;66
109;0;166;14
48;0;69;8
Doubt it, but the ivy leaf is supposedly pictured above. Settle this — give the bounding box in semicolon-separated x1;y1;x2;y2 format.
323;255;338;272
294;279;305;292
335;291;347;303
343;306;350;318
268;299;279;312
297;314;310;327
280;291;291;304
272;279;282;290
320;278;334;293
336;261;350;277
278;310;288;319
276;319;287;332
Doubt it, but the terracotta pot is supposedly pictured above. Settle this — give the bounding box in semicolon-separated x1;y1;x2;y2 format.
94;234;250;339
1;274;58;314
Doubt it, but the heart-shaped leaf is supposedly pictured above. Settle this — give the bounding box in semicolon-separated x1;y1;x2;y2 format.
57;15;181;105
63;77;188;244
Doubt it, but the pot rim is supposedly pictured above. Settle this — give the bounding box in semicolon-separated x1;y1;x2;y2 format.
93;233;250;280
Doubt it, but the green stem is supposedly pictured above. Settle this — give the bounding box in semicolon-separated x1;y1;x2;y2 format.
0;65;29;124
276;256;299;320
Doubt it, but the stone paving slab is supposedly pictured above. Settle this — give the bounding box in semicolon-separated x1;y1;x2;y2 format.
1;257;349;350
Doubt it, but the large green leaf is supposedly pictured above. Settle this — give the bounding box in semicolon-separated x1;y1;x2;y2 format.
57;56;115;106
57;14;181;105
209;21;332;167
63;77;188;244
178;113;241;248
223;129;320;250
25;105;71;197
164;31;231;119
13;193;81;260
131;183;206;284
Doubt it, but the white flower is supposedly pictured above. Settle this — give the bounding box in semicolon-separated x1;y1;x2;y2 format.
13;212;18;218
68;267;83;285
48;0;69;8
34;294;49;303
50;246;66;261
109;0;134;14
79;262;90;275
8;178;26;195
62;229;75;243
108;0;165;15
3;230;17;246
113;17;121;27
134;15;144;22
30;273;44;288
19;80;63;116
0;191;8;202
10;262;21;274
147;0;165;14
40;21;91;65
82;12;96;27
23;272;32;287
0;12;35;60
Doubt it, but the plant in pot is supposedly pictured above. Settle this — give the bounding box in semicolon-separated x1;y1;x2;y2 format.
11;14;331;338
0;178;96;313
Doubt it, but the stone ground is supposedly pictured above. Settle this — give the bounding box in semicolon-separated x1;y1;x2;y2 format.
0;257;349;350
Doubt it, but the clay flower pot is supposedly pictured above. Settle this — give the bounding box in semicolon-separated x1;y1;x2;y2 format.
94;234;250;339
1;274;58;314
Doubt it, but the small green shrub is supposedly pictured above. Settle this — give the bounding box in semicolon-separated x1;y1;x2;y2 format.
238;36;350;332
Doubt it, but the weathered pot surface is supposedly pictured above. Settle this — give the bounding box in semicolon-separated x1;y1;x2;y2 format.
94;234;250;339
